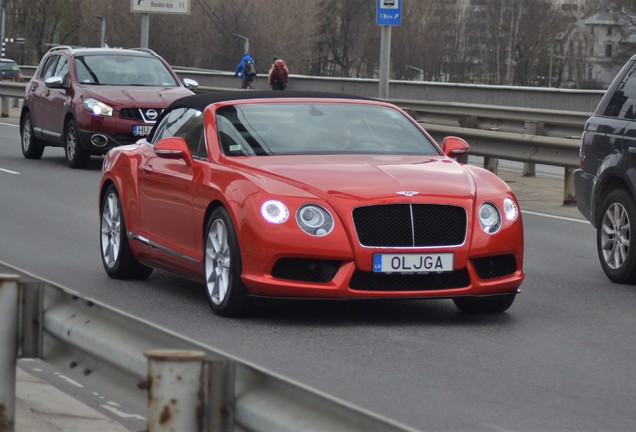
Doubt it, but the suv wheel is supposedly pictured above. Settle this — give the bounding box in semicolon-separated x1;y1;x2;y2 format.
65;119;90;169
597;188;636;283
21;112;45;159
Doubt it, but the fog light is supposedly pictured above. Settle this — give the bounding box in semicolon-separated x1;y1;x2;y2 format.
91;134;108;147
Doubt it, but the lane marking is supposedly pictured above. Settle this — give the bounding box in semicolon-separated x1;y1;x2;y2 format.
522;209;590;224
0;121;19;128
0;167;20;174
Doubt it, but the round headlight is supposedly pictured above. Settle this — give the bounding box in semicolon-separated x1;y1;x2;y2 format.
503;198;518;221
261;200;289;224
296;204;334;236
479;202;501;234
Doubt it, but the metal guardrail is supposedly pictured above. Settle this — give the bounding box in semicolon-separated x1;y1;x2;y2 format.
0;271;417;432
0;80;586;203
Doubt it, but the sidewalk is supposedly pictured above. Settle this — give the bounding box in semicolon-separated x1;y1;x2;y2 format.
15;363;131;432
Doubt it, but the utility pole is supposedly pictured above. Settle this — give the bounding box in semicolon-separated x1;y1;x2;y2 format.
1;0;5;58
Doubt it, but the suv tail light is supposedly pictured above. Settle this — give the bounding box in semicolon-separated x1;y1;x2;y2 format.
579;131;586;168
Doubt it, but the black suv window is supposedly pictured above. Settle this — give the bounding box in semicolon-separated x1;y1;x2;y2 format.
604;64;636;120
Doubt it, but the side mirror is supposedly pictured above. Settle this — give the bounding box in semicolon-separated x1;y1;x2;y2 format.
44;76;65;89
182;78;199;90
442;136;470;159
154;136;194;167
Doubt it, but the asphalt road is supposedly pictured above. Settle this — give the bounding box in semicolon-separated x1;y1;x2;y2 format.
1;120;635;431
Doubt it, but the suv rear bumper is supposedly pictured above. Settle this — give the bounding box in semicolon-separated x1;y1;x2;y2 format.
574;168;596;225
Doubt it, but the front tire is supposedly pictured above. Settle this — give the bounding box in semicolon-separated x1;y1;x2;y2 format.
21;112;45;159
65;119;90;169
204;207;248;317
453;292;516;313
100;185;153;279
597;188;636;283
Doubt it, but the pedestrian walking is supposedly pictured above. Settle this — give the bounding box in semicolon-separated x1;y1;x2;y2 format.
268;57;289;90
234;52;257;89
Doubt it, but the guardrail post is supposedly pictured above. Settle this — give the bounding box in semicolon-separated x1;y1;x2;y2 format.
18;281;44;359
484;157;498;174
564;167;576;204
1;97;9;118
0;274;21;432
458;115;476;164
144;350;206;432
204;360;234;431
523;121;544;176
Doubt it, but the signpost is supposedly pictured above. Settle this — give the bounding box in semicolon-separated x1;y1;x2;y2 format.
131;0;190;48
377;0;401;99
131;0;190;14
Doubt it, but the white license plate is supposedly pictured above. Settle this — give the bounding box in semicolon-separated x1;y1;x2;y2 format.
132;125;153;136
373;253;454;273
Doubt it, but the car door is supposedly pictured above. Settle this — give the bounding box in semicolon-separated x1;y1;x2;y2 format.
29;54;70;142
138;108;204;264
28;55;58;138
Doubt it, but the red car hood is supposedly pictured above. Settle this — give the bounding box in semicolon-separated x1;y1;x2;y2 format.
241;154;476;201
84;86;192;108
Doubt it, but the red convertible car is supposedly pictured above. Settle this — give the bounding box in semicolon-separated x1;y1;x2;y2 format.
99;91;524;316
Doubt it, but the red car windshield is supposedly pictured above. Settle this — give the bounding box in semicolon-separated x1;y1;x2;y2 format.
74;54;178;86
216;102;441;156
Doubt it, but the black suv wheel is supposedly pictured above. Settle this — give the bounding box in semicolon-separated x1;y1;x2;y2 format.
597;189;636;283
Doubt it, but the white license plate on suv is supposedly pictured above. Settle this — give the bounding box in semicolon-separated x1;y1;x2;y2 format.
373;253;454;273
133;125;153;136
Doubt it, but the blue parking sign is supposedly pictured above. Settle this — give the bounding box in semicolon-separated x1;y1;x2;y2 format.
377;0;401;26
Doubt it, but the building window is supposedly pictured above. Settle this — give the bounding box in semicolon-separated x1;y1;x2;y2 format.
607;26;613;36
606;44;613;57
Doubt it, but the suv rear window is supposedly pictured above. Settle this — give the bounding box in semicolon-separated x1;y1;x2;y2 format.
604;64;636;120
74;54;178;86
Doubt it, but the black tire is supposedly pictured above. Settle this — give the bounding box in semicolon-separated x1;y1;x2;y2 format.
21;112;45;159
204;207;248;317
453;292;516;314
65;119;90;169
100;185;153;279
596;188;636;283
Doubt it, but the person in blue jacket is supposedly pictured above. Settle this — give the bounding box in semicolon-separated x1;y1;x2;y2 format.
234;52;256;89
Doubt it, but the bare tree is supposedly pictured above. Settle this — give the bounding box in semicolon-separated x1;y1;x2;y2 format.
4;0;81;63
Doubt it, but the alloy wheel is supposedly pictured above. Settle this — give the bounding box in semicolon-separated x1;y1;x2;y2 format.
600;202;631;270
205;219;231;305
22;117;33;153
101;192;121;269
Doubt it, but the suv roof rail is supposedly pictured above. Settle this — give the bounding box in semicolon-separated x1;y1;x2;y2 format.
129;47;159;57
46;45;74;53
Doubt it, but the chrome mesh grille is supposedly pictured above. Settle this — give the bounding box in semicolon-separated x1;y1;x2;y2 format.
352;204;466;247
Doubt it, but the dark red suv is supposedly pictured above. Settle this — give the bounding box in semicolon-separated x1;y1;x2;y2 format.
20;46;198;168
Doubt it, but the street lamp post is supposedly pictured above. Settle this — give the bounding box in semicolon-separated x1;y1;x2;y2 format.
235;34;249;53
96;16;106;47
406;65;424;81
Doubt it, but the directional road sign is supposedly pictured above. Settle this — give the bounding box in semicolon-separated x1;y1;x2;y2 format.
131;0;190;15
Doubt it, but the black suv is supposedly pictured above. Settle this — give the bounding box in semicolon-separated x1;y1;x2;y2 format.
575;55;636;283
20;46;198;168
